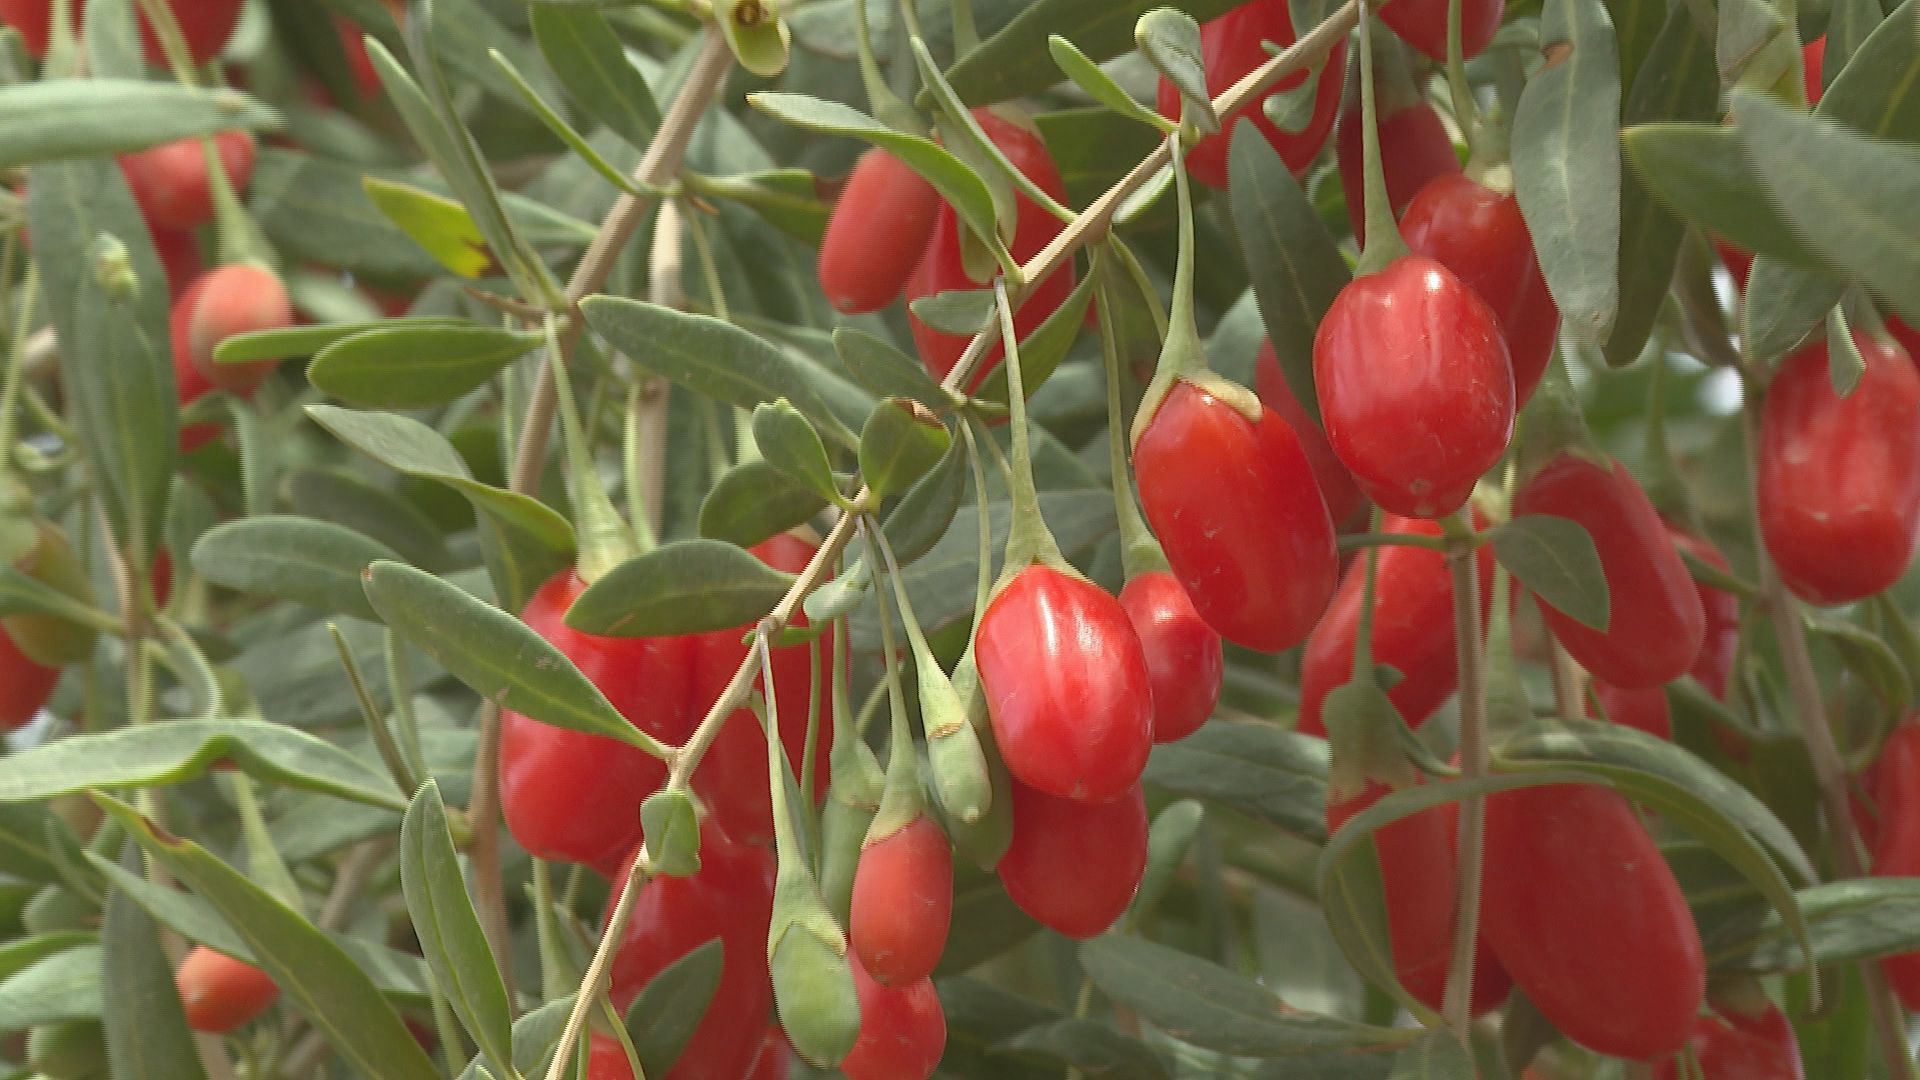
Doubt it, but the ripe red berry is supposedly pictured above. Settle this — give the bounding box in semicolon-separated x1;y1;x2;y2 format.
0;0;242;64
151;224;201;300
1714;239;1755;292
840;959;946;1080
1592;680;1672;741
819;150;942;314
1337;98;1460;247
997;780;1147;939
607;820;778;1080
174;264;293;398
1313;256;1515;519
500;570;696;876
1668;527;1739;701
1134;379;1339;652
1297;514;1493;738
850;814;953;986
1118;570;1223;743
120;131;256;233
1482;781;1705;1059
1652;999;1805;1080
745;1024;791;1080
587;1033;636;1080
1253;342;1367;527
1153;0;1345;187
1400;172;1558;405
175;946;280;1033
905;109;1074;389
1757;331;1920;607
974;565;1153;802
1377;0;1504;64
1802;35;1826;104
1871;718;1920;1010
1326;779;1511;1015
0;624;60;731
1513;454;1706;688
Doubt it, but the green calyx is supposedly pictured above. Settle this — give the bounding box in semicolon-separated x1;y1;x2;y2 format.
548;320;640;584
941;652;1016;870
766;876;861;1068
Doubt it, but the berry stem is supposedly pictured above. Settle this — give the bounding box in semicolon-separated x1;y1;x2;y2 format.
993;278;1066;577
1354;4;1412;276
1443;0;1478;141
1438;507;1488;1037
1094;251;1170;580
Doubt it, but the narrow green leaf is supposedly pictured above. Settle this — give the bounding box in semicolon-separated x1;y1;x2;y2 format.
1825;305;1868;396
752;399;842;503
192;516;402;621
1818;0;1920;142
832;328;950;412
0;944;100;1029
1513;0;1622;343
309;323;538;409
625;938;726;1077
1137;9;1217;133
861;398;952;500
911;289;998;337
1706;877;1920;972
1047;35;1175;132
1623;122;1826;267
1822;0;1886;84
971;269;1100;409
82;0;141;79
1142;721;1330;841
363;561;663;754
1806;613;1911;711
362;177;498;280
99;796;441;1080
214;319;471;366
944;0;1247;106
0;80;277;167
1001;1019;1172;1079
699;461;830;549
1388;1029;1477;1079
565;539;795;638
401;782;513;1077
1134;801;1206;921
529;4;660;151
1491;515;1610;632
882;438;970;568
101;882;209;1080
1716;0;1796;91
1744;259;1848;364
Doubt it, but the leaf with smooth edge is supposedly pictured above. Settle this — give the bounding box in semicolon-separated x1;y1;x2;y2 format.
0;945;100;1029
1734;89;1920;326
192;516;402;622
565;539;796;638
1137;8;1216;132
945;0;1246;106
752;399;841;503
363;561;661;754
0;80;277;167
310;324;538;409
0;565;100;625
97;795;441;1080
911;289;998;337
699;461;829;549
454;995;575;1080
625;938;725;1076
882;439;970;568
1142;721;1330;842
1002;1019;1171;1079
1387;1030;1476;1079
1513;0;1622;343
1229;119;1347;420
1048;35;1173;132
214;319;470;365
971;269;1099;408
1745;259;1847;364
1492;515;1610;632
1705;878;1920;972
861;399;952;500
362;177;497;279
0;720;404;810
0;933;94;985
1622;123;1825;267
101;883;210;1080
1079;935;1418;1057
1817;0;1920;143
528;3;660;152
401;782;512;1076
1806;614;1911;712
582;295;858;448
747;92;1000;272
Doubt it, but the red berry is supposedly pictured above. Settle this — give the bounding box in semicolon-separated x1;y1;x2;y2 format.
587;1034;636;1080
1757;331;1920;606
2;0;241;63
1118;570;1223;743
905;109;1075;390
1253;342;1368;527
1153;0;1345;187
1803;36;1826;105
0;623;60;730
974;565;1153;802
1592;680;1672;741
1513;454;1706;688
1872;718;1920;1010
120;131;256;233
1377;0;1504;63
175;946;280;1033
1337;99;1460;247
1327;779;1511;1015
500;570;697;876
1482;781;1705;1059
1297;514;1493;738
1668;527;1739;701
1134;379;1339;652
174;264;292;398
997;780;1147;939
819;150;942;314
1715;239;1755;292
607;820;777;1080
840;959;945;1080
745;1024;791;1080
151;224;201;300
850;815;953;986
1313;256;1515;519
1652;999;1805;1080
1400;172;1558;405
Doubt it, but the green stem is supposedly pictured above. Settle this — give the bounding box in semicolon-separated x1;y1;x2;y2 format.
539;849;657;1080
863;519;925;830
1438;509;1488;1037
331;624;418;799
992;279;1064;577
1108;235;1170;342
1443;0;1477;141
960;421;997;620
1354;6;1410;275
1094;253;1168;580
1338;530;1453;553
0;267;40;456
1130;137;1211;444
384;630;428;786
852;0;916;131
950;0;980;54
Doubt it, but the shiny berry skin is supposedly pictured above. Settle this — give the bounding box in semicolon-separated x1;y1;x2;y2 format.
1118;570;1223;743
1872;719;1920;1010
1803;36;1826;104
1337;100;1460;247
1652;1000;1805;1080
998;780;1147;939
1482;781;1705;1059
1377;0;1504;63
1297;514;1492;738
687;533;835;846
1326;780;1511;1015
1400;172;1558;404
819;150;942;314
1668;527;1740;700
1592;680;1672;741
1153;0;1345;187
120;131;256;233
1313;256;1515;519
975;565;1153;802
1254;342;1367;527
500;571;696;877
152;224;201;300
174;264;293;397
850;815;953;986
0;0;242;63
906;109;1075;389
608;820;778;1080
175;946;280;1033
1757;332;1920;607
587;1034;637;1080
0;626;60;730
1514;454;1706;688
840;959;945;1080
1134;380;1339;652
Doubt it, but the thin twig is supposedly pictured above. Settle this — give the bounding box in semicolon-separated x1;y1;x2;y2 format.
540;850;656;1080
1439;520;1488;1035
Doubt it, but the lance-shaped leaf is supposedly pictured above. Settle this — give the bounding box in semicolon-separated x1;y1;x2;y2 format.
0;79;277;167
400;782;512;1077
1142;720;1330;842
700;461;830;550
528;3;660;152
1490;514;1610;632
101;881;209;1080
1744;259;1847;365
625;938;726;1076
752;399;842;503
833;328;951;410
192;516;402;622
944;0;1248;106
308;323;539;409
214;318;471;366
1705;877;1920;972
1137;8;1216;133
565;539;796;638
1623;123;1826;268
0;944;101;1029
362;561;666;756
1817;0;1920;143
362;178;499;280
861;398;951;500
